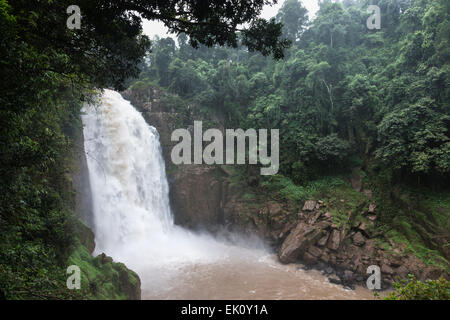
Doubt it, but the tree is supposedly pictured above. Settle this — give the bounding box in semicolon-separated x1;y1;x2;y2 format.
110;0;291;59
276;0;308;43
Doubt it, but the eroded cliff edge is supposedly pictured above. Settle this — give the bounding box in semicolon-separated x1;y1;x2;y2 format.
122;85;449;290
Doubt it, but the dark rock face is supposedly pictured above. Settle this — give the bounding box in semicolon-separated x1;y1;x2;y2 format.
169;165;226;229
278;222;325;263
118;267;141;300
77;220;95;254
302;200;316;211
72;117;95;230
352;232;366;247
327;229;341;251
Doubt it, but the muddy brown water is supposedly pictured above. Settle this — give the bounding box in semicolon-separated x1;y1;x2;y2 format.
142;253;378;300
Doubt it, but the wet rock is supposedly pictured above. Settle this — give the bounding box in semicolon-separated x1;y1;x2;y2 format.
327;229;341;251
343;285;355;290
352;232;366;247
316;262;327;271
321;252;330;263
278;221;297;240
308;246;323;258
118;267;141;300
324;267;334;275
389;255;403;268
420;267;444;281
278;222;325;263
381;264;394;275
303;251;318;265
317;233;329;247
302;200;316;211
328;274;341;285
395;265;409;278
306;210;322;224
358;222;371;237
316;221;332;229
343;270;355;282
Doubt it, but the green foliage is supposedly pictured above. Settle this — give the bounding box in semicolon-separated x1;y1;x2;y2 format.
67;244;140;300
260;174;346;204
385;275;450;300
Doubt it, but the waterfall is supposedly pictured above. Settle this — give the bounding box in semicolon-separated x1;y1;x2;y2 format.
82;89;173;254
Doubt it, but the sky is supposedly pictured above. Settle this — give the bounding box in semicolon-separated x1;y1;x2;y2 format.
142;0;320;40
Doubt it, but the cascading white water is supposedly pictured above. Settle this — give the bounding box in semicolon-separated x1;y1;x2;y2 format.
82;89;173;253
82;89;374;300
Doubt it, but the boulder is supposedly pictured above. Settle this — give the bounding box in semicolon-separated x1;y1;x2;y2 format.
327;229;341;251
358;222;371;237
268;202;283;216
278;222;325;263
303;252;319;265
307;246;323;258
317;233;329;247
368;203;376;213
306;210;322;224
302;200;316;211
381;264;394;275
343;270;355;282
324;267;334;275
352;232;366;247
328;274;341;285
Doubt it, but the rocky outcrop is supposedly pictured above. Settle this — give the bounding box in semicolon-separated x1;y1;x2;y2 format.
72;115;95;230
278;199;449;289
169;165;226;229
279;222;325;263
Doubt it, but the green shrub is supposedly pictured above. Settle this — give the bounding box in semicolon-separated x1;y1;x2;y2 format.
385;275;450;300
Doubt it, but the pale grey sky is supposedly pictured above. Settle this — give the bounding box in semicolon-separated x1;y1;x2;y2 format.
142;0;320;40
